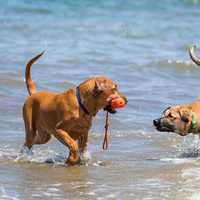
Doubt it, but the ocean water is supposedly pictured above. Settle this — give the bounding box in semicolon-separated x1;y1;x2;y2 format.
1;0;200;199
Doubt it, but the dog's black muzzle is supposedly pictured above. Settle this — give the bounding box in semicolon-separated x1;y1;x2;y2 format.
103;104;117;114
153;117;175;132
153;118;161;127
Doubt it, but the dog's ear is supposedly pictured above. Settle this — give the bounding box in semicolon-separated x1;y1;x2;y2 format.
163;106;171;115
94;79;106;93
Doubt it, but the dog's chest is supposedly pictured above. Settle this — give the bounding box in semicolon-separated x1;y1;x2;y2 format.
74;119;91;133
63;117;92;137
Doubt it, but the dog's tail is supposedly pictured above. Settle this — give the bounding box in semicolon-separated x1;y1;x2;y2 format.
189;46;200;66
25;52;44;96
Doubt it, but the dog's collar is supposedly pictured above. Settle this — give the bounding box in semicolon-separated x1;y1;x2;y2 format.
189;112;197;133
76;86;90;115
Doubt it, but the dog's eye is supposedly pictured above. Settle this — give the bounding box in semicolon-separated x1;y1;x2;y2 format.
181;116;189;123
94;89;103;97
168;113;173;118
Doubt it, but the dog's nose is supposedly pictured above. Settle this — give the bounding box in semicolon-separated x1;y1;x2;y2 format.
123;96;128;104
153;119;160;127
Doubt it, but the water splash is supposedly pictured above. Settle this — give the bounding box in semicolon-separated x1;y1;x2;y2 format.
0;145;66;166
179;135;200;158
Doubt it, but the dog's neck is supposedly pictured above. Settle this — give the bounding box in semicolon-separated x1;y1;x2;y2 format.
76;86;90;115
188;110;200;134
192;118;200;134
189;112;197;133
77;85;102;117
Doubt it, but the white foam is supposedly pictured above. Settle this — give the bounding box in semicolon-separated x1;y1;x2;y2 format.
190;192;200;200
20;145;33;155
87;191;96;196
80;150;91;165
105;193;116;198
180;167;200;200
92;160;108;167
0;186;20;200
182;168;200;180
42;192;53;197
161;158;196;164
48;183;62;187
97;193;116;200
47;188;60;192
0;145;65;166
86;181;95;185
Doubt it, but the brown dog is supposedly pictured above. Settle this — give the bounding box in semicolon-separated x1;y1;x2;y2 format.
22;52;127;165
153;46;200;136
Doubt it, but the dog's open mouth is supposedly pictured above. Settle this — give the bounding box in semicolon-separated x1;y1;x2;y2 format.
155;123;175;132
103;104;117;114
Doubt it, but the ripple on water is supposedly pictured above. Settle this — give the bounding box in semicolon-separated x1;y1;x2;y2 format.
0;186;20;200
0;146;66;166
146;59;197;69
160;157;197;164
180;167;200;200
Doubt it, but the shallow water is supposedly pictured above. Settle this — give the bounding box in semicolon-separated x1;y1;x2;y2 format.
1;0;200;199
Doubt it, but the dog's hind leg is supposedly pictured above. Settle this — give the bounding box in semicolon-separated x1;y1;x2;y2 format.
21;103;36;153
33;131;51;145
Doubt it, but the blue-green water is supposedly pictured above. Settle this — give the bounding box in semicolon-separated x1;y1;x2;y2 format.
1;0;200;199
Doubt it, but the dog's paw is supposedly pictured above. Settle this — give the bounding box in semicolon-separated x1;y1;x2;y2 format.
66;156;80;166
20;145;33;156
66;152;80;166
80;151;91;165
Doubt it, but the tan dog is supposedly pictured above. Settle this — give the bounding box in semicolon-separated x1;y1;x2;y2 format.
22;52;127;165
153;102;200;136
153;46;200;136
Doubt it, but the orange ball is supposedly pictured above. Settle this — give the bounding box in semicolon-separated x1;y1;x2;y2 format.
111;98;126;109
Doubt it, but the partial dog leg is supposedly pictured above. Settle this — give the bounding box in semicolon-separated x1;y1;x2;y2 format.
21;126;35;155
78;134;91;164
21;104;36;154
33;131;51;145
54;129;80;165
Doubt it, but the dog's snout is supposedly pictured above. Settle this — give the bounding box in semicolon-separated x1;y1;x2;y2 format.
123;96;128;104
124;97;128;104
153;119;160;127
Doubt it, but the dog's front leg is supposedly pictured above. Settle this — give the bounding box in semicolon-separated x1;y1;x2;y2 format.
54;129;80;165
78;134;91;164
